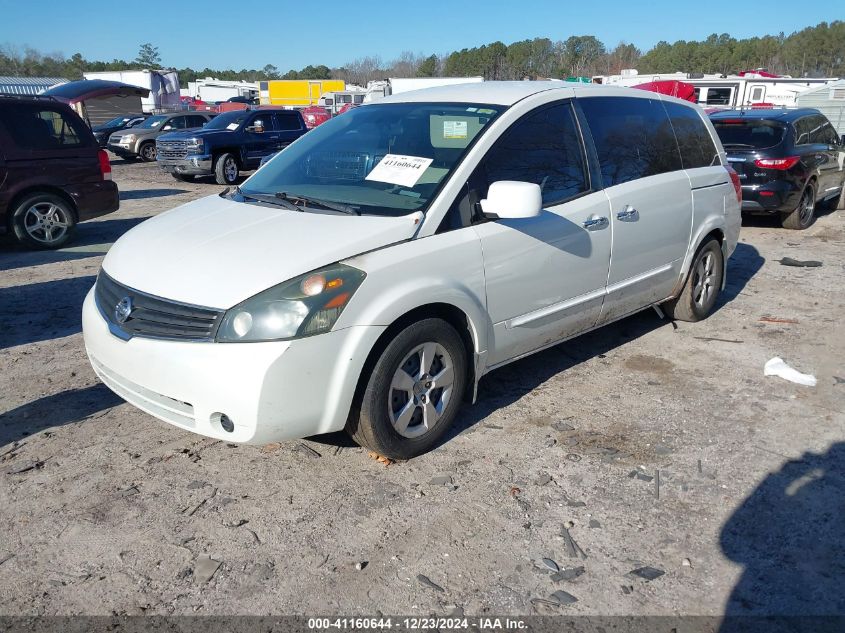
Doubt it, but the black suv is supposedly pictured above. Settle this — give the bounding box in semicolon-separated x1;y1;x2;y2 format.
156;108;307;184
710;108;845;229
0;95;119;249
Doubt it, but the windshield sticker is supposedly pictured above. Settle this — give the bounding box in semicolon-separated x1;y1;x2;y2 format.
477;108;496;115
226;123;239;131
443;120;468;139
365;154;434;188
151;121;161;127
465;107;478;112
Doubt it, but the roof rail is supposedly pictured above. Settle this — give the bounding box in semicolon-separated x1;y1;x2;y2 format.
0;93;57;101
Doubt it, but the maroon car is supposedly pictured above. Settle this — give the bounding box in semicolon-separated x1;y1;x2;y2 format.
0;95;119;249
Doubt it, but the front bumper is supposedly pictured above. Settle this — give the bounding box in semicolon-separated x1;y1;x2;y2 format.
158;155;214;176
82;288;386;444
108;142;137;158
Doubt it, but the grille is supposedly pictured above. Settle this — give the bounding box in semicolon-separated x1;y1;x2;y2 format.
156;139;188;160
95;272;224;341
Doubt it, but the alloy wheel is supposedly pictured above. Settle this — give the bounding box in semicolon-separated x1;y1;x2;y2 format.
798;188;815;225
224;157;238;182
23;202;70;246
692;250;716;309
388;342;455;439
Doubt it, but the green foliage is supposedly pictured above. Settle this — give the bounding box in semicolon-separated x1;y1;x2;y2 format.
135;43;161;68
1;21;842;89
639;21;845;77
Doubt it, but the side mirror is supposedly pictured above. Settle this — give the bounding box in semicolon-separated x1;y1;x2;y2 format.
480;181;543;220
247;121;264;134
161;125;173;131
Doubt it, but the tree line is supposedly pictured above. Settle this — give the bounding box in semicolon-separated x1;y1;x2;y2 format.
1;20;842;89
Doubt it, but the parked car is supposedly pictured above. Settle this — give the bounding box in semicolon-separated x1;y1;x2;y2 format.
710;108;845;229
225;96;258;106
108;112;215;162
91;114;147;148
301;105;331;129
156;108;307;184
0;95;119;249
83;83;740;459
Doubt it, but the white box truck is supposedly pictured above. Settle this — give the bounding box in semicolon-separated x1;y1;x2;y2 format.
83;70;181;113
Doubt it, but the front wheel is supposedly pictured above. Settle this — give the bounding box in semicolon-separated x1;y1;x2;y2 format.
214;153;239;185
138;142;156;162
781;182;815;229
11;193;77;250
347;318;467;460
662;238;723;322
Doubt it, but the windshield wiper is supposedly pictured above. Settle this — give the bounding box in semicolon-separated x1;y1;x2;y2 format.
275;191;360;216
226;186;303;211
722;143;755;148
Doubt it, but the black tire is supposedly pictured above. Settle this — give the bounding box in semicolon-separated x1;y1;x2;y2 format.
214;153;239;185
662;238;723;322
138;142;156;162
171;172;194;182
11;193;77;250
347;318;467;460
781;181;815;229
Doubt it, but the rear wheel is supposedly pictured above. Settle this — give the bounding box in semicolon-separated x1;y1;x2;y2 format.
347;318;467;460
138;142;156;162
214;153;239;185
781;182;815;229
11;193;76;250
662;238;723;322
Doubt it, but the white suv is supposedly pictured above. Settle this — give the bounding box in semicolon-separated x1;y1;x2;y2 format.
83;82;741;459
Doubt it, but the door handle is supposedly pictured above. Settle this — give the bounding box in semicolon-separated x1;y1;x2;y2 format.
617;205;639;221
582;216;608;230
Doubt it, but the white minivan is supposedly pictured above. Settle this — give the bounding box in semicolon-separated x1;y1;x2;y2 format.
83;82;741;459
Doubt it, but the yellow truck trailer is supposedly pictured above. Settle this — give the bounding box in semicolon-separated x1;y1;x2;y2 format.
259;80;346;107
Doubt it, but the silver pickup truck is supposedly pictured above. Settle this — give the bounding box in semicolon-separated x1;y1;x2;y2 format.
107;112;214;161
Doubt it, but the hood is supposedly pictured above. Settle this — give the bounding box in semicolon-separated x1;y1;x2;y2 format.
159;127;230;141
101;194;420;308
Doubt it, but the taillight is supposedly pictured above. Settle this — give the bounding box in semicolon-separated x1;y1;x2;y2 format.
726;166;742;203
98;149;112;181
754;156;799;170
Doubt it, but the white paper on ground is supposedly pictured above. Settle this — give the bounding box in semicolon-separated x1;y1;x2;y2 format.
365;154;433;188
763;357;817;387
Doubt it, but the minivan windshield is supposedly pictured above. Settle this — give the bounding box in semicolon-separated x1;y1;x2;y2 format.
712;119;787;149
204;110;250;130
241;102;505;216
135;115;168;129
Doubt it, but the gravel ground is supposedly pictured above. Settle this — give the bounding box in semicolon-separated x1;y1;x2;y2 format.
0;158;843;618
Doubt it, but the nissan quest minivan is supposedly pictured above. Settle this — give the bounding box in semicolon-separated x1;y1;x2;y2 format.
82;82;741;460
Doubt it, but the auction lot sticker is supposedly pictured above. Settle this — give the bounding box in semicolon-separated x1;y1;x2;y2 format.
366;154;434;188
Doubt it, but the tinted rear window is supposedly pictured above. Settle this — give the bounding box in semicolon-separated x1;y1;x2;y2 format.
0;104;90;150
662;102;718;169
712;120;786;150
580;96;682;186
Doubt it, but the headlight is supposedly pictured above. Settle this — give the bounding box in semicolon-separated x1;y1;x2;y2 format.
216;264;366;343
122;134;136;143
187;138;204;152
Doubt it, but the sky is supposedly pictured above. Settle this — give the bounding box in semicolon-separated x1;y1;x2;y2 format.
0;0;838;71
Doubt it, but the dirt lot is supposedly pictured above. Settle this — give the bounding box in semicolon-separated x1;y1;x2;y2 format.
1;158;843;619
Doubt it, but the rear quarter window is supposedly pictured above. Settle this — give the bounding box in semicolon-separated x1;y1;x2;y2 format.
662;101;719;169
579;96;683;186
0;104;90;150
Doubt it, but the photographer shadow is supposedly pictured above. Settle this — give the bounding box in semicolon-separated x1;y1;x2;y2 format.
719;442;845;632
